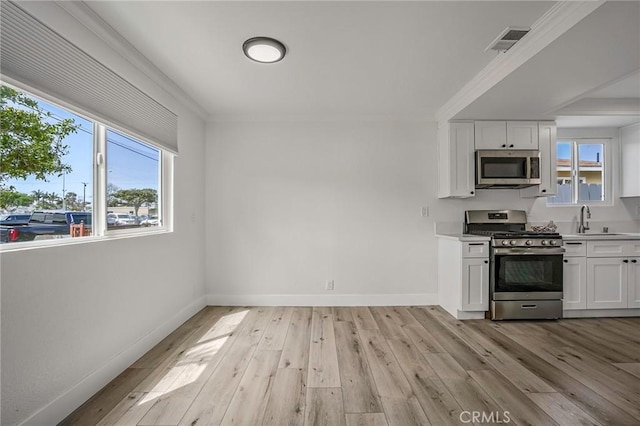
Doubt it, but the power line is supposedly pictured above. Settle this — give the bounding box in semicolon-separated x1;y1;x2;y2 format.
9;101;158;162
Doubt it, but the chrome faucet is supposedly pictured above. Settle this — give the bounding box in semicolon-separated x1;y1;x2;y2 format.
578;205;591;233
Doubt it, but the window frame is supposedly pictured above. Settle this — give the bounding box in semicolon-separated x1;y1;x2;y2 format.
547;138;612;207
0;81;174;252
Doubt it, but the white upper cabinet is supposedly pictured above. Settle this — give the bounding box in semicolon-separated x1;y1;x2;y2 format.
507;121;539;150
438;121;476;198
520;122;557;198
474;121;507;150
475;121;540;150
620;123;640;197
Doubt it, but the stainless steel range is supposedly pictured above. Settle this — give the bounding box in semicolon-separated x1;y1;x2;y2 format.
465;210;564;320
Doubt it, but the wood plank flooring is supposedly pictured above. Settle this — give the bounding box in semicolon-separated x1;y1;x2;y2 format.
61;306;640;426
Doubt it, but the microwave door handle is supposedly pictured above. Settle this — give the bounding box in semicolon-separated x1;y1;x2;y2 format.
525;156;531;179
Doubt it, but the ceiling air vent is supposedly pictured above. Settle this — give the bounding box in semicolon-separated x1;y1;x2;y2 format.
485;27;530;52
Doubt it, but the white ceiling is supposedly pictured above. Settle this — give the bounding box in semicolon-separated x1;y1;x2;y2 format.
453;1;640;124
588;72;640;99
86;1;553;120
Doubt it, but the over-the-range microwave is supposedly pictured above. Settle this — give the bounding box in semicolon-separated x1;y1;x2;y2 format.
476;150;541;189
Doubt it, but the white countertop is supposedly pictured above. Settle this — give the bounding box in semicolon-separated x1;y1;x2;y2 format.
562;233;640;241
436;232;640;242
435;233;490;242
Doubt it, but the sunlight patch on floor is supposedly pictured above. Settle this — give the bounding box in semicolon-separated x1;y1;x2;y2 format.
135;310;251;405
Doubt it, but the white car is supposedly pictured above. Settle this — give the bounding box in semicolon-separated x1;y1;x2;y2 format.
140;215;159;226
114;213;136;226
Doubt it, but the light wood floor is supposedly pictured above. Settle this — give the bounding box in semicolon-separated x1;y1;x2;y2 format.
61;306;640;426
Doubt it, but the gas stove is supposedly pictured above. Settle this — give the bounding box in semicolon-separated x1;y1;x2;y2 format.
464;210;562;248
464;210;564;320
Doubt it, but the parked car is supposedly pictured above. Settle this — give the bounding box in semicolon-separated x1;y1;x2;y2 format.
114;213;136;226
0;211;91;243
140;215;159;226
0;214;32;226
107;213;118;226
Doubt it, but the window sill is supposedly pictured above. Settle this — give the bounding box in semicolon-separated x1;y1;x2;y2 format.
0;228;171;253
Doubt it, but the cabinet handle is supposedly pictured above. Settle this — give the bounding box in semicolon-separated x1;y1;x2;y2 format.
541;189;547;193
563;259;568;263
470;191;475;195
484;260;489;264
501;144;507;148
509;144;514;148
565;242;583;245
468;243;485;246
632;259;638;263
623;259;629;263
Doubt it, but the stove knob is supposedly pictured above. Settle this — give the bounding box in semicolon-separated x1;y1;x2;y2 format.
510;240;517;246
541;240;548;245
550;240;557;246
525;240;533;246
502;240;509;246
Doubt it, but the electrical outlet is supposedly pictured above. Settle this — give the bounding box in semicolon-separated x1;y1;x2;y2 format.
326;280;334;291
421;206;429;217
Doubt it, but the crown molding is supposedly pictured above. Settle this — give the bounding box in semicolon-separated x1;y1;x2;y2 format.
56;1;208;120
435;1;606;124
207;113;435;123
554;98;640;116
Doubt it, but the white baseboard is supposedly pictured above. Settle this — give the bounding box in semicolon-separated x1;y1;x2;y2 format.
206;293;438;307
563;308;640;318
21;295;207;426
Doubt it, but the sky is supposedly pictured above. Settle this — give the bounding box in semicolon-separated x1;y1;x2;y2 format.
5;90;159;205
557;140;603;162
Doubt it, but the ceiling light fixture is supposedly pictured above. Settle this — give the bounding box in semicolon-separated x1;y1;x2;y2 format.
243;37;286;63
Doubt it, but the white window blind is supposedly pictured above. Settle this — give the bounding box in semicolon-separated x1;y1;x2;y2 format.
0;1;178;154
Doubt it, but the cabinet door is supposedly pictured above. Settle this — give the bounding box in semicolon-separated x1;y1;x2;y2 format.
507;121;539;150
450;122;476;198
475;121;507;150
563;241;587;257
520;122;557;198
587;258;628;309
620;123;640;197
629;258;640;308
587;241;626;257
627;241;640;257
462;241;489;257
461;258;489;311
563;257;587;310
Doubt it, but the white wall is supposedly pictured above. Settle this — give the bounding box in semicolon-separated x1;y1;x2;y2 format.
0;4;207;426
206;120;436;305
205;121;640;306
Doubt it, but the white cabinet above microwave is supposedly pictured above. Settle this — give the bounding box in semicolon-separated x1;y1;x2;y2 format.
475;121;539;150
438;120;556;199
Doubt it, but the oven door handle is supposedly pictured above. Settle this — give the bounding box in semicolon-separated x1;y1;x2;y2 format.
493;247;565;255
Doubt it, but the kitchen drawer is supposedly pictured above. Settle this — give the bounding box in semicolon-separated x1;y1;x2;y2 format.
563;241;586;257
462;241;489;258
630;240;640;256
587;241;626;257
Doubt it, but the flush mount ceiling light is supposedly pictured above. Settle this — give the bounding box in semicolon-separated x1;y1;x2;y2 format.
243;37;286;63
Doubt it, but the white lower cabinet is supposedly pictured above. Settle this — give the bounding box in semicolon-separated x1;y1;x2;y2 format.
587;257;629;309
563;257;587;310
564;239;640;312
462;258;489;311
437;237;489;319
